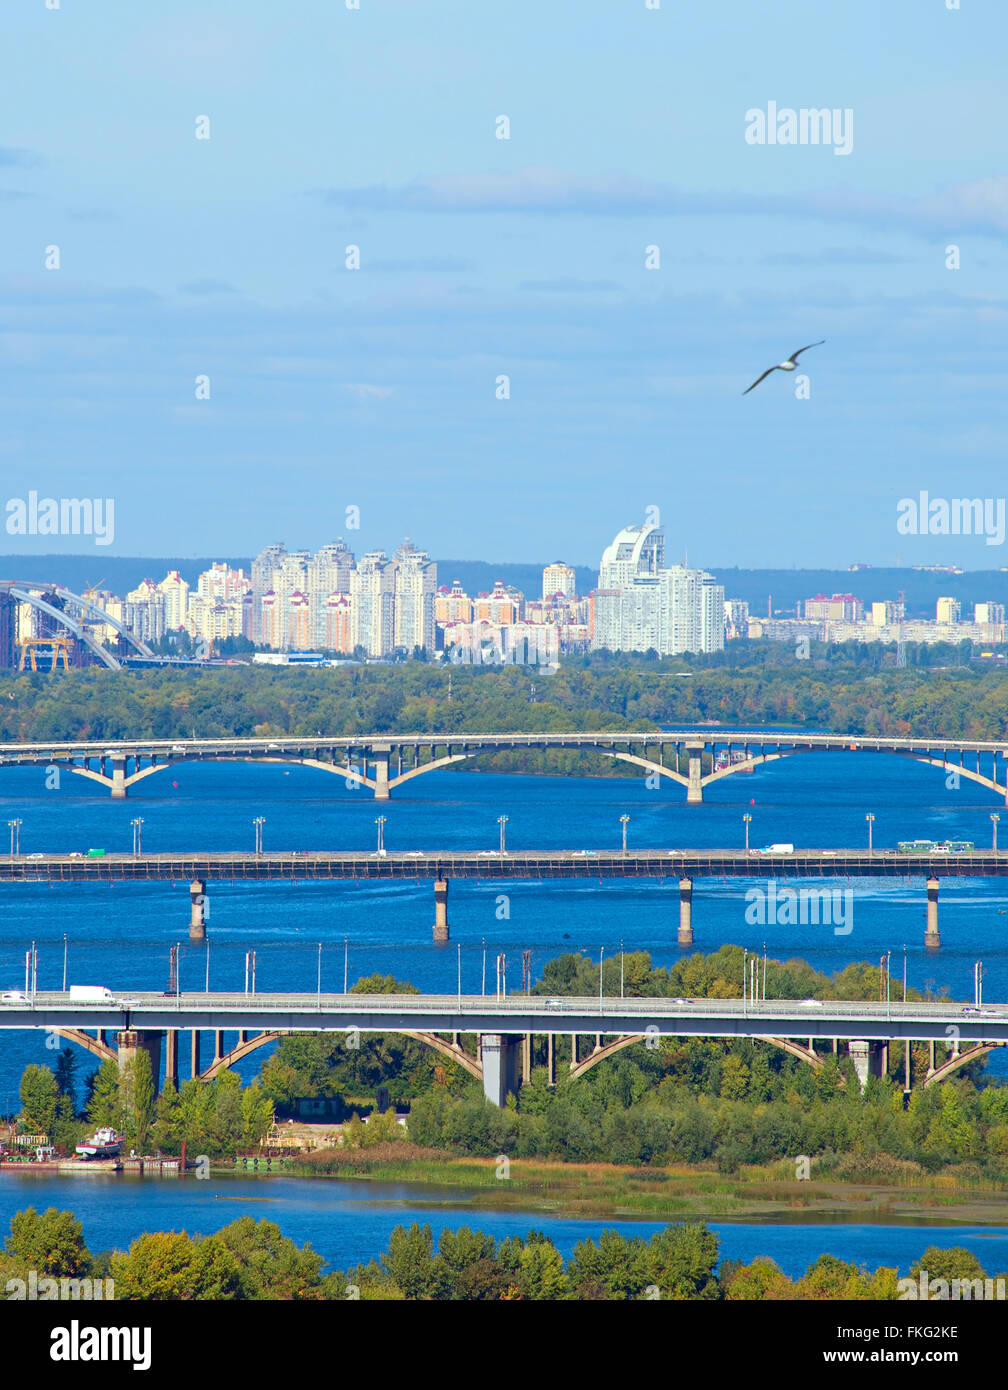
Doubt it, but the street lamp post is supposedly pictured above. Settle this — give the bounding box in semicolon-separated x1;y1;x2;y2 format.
992;813;1000;852
866;813;875;854
62;934;67;992
620;938;624;998
620;815;629;854
8;819;22;856
975;960;984;1007
742;948;748;1013
743;814;752;853
375;816;386;854
317;943;322;1004
457;943;462;1008
253;817;265;855
498;815;508;855
131;817;144;856
482;938;486;997
343;937;349;995
599;947;604;1011
903;944;907;1003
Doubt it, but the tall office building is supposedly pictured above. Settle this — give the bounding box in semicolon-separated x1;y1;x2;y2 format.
392;539;437;653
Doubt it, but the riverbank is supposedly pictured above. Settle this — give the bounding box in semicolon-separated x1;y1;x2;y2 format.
265;1145;1008;1227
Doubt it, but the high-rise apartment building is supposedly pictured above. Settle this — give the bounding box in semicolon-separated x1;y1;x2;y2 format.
542;562;576;600
309;541;355;647
591;525;724;655
936;596;961;624
350;552;395;656
158;571;190;630
392;539;437;653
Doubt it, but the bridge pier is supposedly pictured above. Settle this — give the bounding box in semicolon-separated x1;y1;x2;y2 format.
109;757;127;800
925;877;940;950
481;1033;522;1106
190;880;207;942
678;878;693;946
191;1030;201;1079
372;751;390;801
116;1029;162;1083
848;1040;887;1093
686;744;704;805
432;878;449;943
165;1029;179;1092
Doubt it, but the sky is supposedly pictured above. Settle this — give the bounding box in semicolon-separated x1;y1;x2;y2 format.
1;0;1007;572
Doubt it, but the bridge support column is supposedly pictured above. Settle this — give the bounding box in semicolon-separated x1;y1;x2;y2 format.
547;1032;555;1086
432;878;449;943
925;877;940;950
848;1040;886;1093
109;757;127;800
523;1034;531;1085
190;880;207;942
686;744;704;805
213;1030;224;1064
848;1040;871;1092
372;752;390;801
165;1029;179;1092
116;1029;162;1085
480;1033;522;1107
191;1031;201;1079
678;878;693;947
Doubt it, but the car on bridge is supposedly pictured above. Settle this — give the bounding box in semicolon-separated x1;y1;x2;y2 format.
1;990;27;1004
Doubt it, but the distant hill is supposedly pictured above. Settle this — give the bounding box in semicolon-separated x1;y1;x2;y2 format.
2;556;1005;620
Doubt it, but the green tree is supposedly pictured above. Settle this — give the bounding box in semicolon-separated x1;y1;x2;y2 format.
108;1232;242;1300
86;1059;121;1129
19;1064;58;1136
213;1217;327;1300
647;1222;721;1300
382;1223;437;1300
5;1207;90;1277
54;1048;79;1115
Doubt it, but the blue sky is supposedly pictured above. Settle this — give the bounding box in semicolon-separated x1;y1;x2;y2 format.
1;0;1006;570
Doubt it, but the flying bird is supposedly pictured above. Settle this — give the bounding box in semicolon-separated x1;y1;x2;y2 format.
743;340;825;394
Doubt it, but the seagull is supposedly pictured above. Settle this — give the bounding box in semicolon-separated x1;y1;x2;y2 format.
743;340;825;394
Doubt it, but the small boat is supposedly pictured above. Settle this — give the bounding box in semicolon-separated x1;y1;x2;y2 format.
75;1127;124;1160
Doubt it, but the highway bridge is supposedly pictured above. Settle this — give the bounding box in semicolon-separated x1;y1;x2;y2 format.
2;992;1000;1105
1;729;1007;801
0;848;997;948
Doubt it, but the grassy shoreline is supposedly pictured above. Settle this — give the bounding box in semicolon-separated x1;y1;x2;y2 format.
228;1146;1008;1226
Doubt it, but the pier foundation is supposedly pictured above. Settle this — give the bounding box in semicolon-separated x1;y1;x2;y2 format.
678;877;693;946
481;1033;522;1106
686;744;704;805
925;876;940;949
190;880;207;942
432;878;449;943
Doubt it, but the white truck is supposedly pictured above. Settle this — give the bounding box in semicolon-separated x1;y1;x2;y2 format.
68;985;115;1003
759;843;795;854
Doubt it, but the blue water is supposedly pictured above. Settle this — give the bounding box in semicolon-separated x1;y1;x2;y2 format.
1;752;1006;1095
3;749;1008;1272
0;1171;1004;1279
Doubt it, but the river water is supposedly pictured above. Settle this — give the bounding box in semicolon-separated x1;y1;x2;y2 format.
1;746;1007;1273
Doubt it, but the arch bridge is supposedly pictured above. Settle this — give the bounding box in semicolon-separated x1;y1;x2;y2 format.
1;728;1008;802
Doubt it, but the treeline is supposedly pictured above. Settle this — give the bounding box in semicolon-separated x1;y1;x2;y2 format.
5;647;1008;745
5;1206;997;1300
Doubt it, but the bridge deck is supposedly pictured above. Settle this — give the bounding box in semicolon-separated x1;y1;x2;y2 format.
5;992;1006;1043
1;849;1006;882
